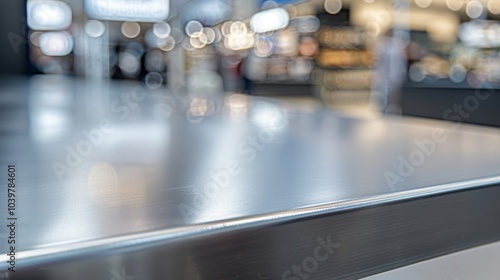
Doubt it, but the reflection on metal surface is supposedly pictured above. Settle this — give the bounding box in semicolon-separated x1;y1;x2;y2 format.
30;108;72;141
188;98;215;121
2;77;500;278
29;75;74;141
224;94;249;121
87;162;120;205
251;103;288;131
88;163;148;207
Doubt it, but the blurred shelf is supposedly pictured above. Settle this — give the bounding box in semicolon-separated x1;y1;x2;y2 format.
252;82;314;96
402;79;500;127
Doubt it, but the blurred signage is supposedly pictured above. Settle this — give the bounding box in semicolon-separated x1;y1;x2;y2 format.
85;0;169;22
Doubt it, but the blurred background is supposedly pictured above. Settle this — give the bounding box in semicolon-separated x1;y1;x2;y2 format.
1;0;500;125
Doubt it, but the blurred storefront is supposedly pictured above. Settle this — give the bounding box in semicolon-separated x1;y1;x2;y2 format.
22;0;500;125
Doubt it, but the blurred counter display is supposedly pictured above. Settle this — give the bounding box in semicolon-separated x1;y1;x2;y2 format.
399;21;500;127
316;26;366;49
450;20;500;84
321;69;372;90
407;22;500;85
315;14;374;105
402;79;500;128
316;49;373;68
405;30;455;84
247;15;321;95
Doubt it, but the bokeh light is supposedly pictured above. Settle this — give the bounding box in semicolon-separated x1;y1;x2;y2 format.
39;31;73;56
324;0;342;15
121;22;141;38
153;22;171;39
85;20;105;38
250;8;289;33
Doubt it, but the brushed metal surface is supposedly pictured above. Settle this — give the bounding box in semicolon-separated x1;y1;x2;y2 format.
1;76;500;279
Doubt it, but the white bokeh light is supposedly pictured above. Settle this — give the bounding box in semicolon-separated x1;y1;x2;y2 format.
39;31;73;56
153;22;171;38
466;1;484;18
85;20;105;38
324;0;342;14
415;0;432;8
446;0;464;11
28;0;72;30
250;8;289;33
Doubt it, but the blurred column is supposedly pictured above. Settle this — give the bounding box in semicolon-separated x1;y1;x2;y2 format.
84;19;110;117
166;0;191;93
167;16;185;93
69;0;86;77
387;0;410;114
84;21;110;81
393;0;410;44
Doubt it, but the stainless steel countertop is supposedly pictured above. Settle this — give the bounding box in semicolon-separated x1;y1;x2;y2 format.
1;76;500;276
